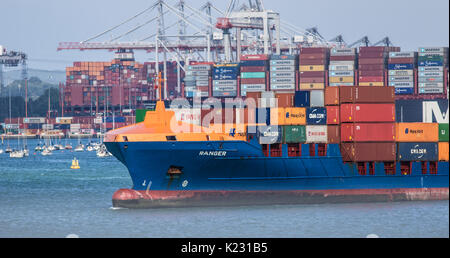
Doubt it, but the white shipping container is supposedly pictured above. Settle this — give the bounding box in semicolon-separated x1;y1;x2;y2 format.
42;124;54;130
310;90;324;107
70;124;81;129
306;125;328;143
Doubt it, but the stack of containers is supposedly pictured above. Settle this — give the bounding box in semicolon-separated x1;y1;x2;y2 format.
396;123;439;164
388;52;417;95
183;63;212;98
324;87;340;144
439;123;449;162
212;64;239;98
417;47;449;95
358;46;388;86
269;54;297;92
358;46;400;86
339;86;397;163
328;48;356;87
299;47;329;91
240;55;269;97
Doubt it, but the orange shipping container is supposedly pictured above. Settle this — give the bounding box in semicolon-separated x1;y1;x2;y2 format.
270;108;286;125
396;123;439;142
439;142;449;161
285;107;306;125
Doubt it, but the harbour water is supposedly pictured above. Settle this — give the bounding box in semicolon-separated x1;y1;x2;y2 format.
0;139;448;238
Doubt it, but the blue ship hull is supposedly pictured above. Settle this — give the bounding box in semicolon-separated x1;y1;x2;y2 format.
105;140;449;208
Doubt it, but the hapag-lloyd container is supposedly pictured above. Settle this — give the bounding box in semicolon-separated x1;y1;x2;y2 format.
397;142;438;161
395;123;439;142
305;125;328;143
341;123;396;142
340;142;396;162
339;87;395;103
340;104;395;123
284;108;307;125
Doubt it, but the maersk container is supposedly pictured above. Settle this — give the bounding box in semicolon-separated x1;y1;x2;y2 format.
419;88;445;94
306;107;327;125
329;65;354;71
270;71;296;78
270;60;296;66
329;71;354;77
389;70;414;76
330;48;356;56
418;82;444;88
271;77;295;84
419;72;444;77
340;103;395;123
241;84;265;91
257;125;283;144
396;99;449;123
283;125;306;143
397;142;438;161
389;52;416;58
270;66;296;72
310;90;325;107
187;65;211;71
241;72;266;79
305;125;328;143
271;84;296;90
419;67;444;72
395;87;415;95
439;124;449;142
389;76;414;82
388;63;414;70
196;80;210;87
418;77;444;83
213;80;237;86
270;54;297;60
294;91;311;107
389;81;414;88
419;47;449;53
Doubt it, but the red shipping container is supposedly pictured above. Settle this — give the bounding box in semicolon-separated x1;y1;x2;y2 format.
330;56;355;61
327;125;340;144
359;76;384;82
300;47;329;54
339;86;395;103
240;66;267;72
241;78;266;84
324;87;340;106
299;77;325;83
358;64;385;71
340;142;396;162
299;71;325;78
388;58;415;64
240;54;268;61
340;103;395;123
359;70;385;77
275;93;295;108
359;46;388;53
299;59;326;65
299;53;327;59
341;123;395;142
326;106;340;125
358;58;386;65
359;52;387;58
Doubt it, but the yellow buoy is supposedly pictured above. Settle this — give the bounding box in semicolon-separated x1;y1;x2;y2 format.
71;158;80;169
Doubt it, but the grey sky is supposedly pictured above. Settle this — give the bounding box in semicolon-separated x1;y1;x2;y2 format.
1;0;448;71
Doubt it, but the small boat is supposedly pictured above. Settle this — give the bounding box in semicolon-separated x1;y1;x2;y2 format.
0;149;4;154
5;147;13;154
41;148;52;156
65;144;73;150
47;145;56;151
96;144;112;157
74;145;84;152
10;150;25;158
35;145;42;152
86;145;94;152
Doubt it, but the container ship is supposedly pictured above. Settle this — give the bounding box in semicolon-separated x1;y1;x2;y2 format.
101;47;448;208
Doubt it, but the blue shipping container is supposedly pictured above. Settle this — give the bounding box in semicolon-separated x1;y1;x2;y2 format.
257;125;283;144
418;61;444;67
388;63;415;70
294;91;311;107
397;142;438;161
213;74;238;80
240;60;268;67
396;99;449;123
395;87;415;95
269;54;297;60
306;107;327;125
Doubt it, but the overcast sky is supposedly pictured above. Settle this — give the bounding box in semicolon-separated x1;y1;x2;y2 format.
1;0;449;70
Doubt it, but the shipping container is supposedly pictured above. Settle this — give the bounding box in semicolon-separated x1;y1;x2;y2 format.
395;123;439;142
396;99;449;123
299;83;325;90
341;123;395;142
340;104;395;123
439;124;449;142
283;125;306;143
284;107;307;125
339;87;395;103
439;142;449;161
397;142;438;161
340;142;396;162
270;108;286;125
310;90;325;107
257;125;282;144
327;125;340;144
305;125;328;143
326;106;340;125
294;91;311;107
324;87;340;106
306;107;327;125
299;65;325;72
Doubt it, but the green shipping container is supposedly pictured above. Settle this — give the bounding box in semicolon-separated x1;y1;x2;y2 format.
418;55;444;62
283;125;306;143
136;109;150;123
240;72;266;79
439;124;449;142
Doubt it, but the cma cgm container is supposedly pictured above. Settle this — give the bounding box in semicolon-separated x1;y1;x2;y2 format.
306;107;327;125
397;142;439;161
395;99;449;123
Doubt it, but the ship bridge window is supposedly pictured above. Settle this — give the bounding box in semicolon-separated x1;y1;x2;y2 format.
166;136;177;141
123;136;129;142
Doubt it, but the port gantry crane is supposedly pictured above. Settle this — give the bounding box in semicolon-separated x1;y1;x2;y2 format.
56;0;332;98
0;48;29;117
